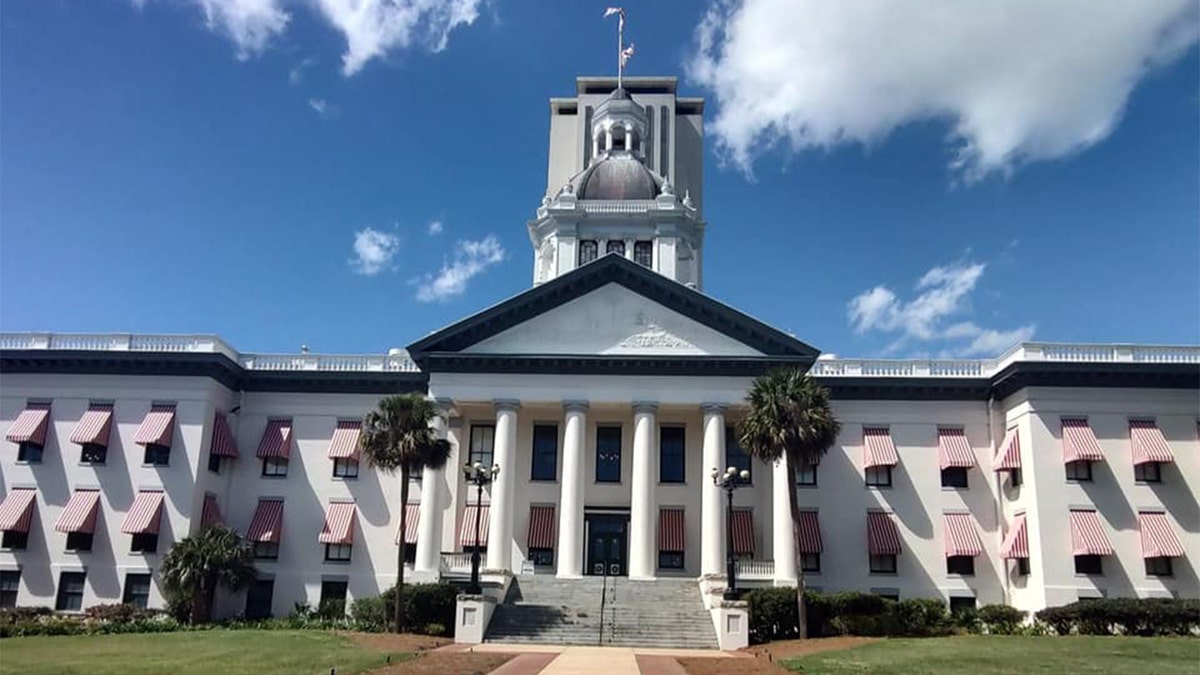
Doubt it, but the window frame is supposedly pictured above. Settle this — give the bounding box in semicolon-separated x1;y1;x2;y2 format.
245;578;274;619
261;456;289;477
468;424;495;469
531;424;559;482
796;462;818;487
946;555;976;576
142;443;170;467
595;425;622;483
1134;462;1162;483
130;532;159;554
800;552;821;573
17;442;44;464
941;466;969;489
869;554;897;574
865;465;893;488
658;426;686;484
578;240;599;265
1074;554;1103;575
1065;460;1093;482
529;547;554;567
1;530;28;550
55;571;86;612
65;531;94;552
332;457;360;479
634;240;653;267
253;541;280;560
949;596;977;614
324;543;353;562
318;580;348;613
0;570;19;608
658;551;684;569
1145;556;1173;577
122;573;152;609
606;240;626;257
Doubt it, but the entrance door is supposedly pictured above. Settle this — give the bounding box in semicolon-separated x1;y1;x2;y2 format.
585;514;628;576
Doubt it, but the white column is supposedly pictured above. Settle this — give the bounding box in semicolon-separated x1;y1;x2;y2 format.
629;402;658;580
414;400;452;574
701;404;727;576
605;126;613;153
556;401;588;578
773;457;797;585
487;400;519;571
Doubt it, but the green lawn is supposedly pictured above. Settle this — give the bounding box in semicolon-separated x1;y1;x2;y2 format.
0;629;411;675
784;636;1199;674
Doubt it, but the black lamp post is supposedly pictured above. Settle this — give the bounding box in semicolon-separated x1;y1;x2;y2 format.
462;461;499;595
712;465;750;600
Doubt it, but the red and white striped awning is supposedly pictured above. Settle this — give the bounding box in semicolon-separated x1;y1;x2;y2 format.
993;427;1021;471
246;499;284;543
56;490;101;533
134;404;176;446
397;503;420;545
327;420;362;459
528;505;556;549
862;427;899;468
796;511;822;554
867;511;901;555
659;508;685;552
1069;510;1114;556
200;494;222;528
943;512;983;557
0;489;37;532
1000;513;1029;559
70;403;114;446
938;428;976;469
1062;418;1104;464
120;491;165;535
319;502;356;545
6;403;51;445
732;510;755;555
459;504;489;547
1138;511;1184;558
209;412;239;458
1130;420;1174;465
256;420;292;459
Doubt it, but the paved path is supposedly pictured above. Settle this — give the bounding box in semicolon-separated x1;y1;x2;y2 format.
437;643;738;675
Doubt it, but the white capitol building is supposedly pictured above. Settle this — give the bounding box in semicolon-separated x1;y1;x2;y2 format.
1;74;1196;646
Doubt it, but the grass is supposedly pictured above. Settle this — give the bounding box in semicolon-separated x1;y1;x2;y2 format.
0;629;413;675
784;636;1200;675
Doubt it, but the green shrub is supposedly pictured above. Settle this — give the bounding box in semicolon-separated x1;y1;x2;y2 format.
744;588;831;643
351;583;458;636
1035;598;1199;636
894;598;952;637
976;604;1025;635
424;622;446;636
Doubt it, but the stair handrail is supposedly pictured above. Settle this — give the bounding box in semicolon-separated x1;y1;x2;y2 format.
597;569;609;646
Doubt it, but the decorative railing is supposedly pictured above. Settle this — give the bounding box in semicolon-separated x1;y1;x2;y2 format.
440;552;473;574
579;200;658;214
734;559;775;580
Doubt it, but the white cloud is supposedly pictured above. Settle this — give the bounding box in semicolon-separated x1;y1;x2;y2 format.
133;0;290;59
847;260;1034;356
289;56;316;86
349;227;400;276
308;98;335;118
689;0;1199;181
427;220;444;236
415;236;505;302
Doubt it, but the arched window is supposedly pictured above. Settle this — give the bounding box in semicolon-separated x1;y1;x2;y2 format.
579;240;599;265
606;240;625;257
634;241;653;267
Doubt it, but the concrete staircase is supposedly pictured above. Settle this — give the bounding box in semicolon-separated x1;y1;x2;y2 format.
484;576;719;648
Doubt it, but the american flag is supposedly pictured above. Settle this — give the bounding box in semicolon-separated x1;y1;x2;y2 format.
621;43;635;67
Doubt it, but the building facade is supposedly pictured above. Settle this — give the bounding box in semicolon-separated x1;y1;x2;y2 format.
1;76;1197;621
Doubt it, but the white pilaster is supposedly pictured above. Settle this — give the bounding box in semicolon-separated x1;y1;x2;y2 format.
701;404;727;576
487;400;519;571
414;402;451;575
556;401;588;578
629;401;658;580
773;457;798;585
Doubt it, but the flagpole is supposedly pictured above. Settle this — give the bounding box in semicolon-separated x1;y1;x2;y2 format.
617;13;624;91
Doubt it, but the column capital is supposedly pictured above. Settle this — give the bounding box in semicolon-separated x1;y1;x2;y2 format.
493;399;521;414
632;401;659;414
562;400;590;413
432;397;455;414
701;402;728;416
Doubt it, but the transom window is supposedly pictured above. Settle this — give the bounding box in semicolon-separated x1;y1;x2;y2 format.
596;426;622;483
634;241;653;267
122;573;152;609
659;426;686;484
531;424;558;482
469;425;495;469
578;240;599;265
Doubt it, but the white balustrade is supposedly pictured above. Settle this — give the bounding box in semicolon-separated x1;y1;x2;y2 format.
580;200;656;214
440;552;474;574
733;559;775;580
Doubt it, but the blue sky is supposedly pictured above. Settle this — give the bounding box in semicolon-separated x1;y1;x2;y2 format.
2;1;1197;358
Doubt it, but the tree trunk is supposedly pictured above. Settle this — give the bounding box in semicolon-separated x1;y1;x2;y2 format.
785;453;808;639
395;466;410;634
191;576;214;625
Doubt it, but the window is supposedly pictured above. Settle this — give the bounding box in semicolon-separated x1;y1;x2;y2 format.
130;533;159;554
0;571;18;608
1065;460;1092;482
1;531;28;550
122;574;152;609
66;532;93;552
143;443;170;466
659;426;685;484
606;240;625;257
333;457;359;479
245;579;274;619
207;453;222;474
1016;558;1030;576
254;541;279;560
947;555;975;576
402;543;416;565
17;442;43;463
55;571;86;611
658;551;684;569
1135;462;1162;483
634;241;653;267
531;424;558;481
578;240;599;265
1009;468;1023;488
529;548;554;567
796;462;817;487
1074;555;1103;575
941;467;969;488
468;425;495;468
319;580;348;615
80;443;107;464
261;457;288;477
870;554;897;574
725;427;751;484
865;465;893;487
596;426;622;483
801;553;820;573
949;596;976;614
1145;557;1173;577
324;544;352;562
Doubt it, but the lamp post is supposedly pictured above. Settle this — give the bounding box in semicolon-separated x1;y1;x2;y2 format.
463;461;499;595
712;465;750;601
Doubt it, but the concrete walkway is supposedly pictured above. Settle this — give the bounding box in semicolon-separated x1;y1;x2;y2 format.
438;643;737;675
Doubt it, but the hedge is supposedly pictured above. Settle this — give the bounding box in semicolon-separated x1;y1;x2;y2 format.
1035;598;1199;636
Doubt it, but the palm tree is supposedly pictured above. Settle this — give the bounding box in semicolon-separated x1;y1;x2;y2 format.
361;394;452;633
159;524;256;624
739;368;840;639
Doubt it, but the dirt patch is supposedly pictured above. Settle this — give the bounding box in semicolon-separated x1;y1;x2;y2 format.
746;636;877;660
367;651;514;675
343;631;453;653
678;638;877;675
